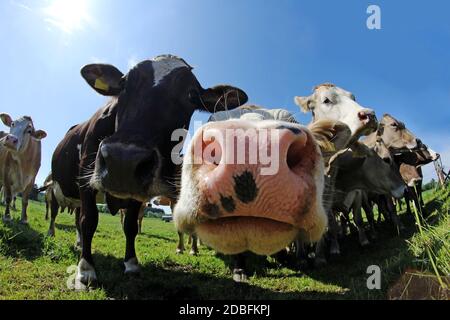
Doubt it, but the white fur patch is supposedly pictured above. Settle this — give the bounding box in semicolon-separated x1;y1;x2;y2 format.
75;258;97;290
151;56;189;87
124;257;141;274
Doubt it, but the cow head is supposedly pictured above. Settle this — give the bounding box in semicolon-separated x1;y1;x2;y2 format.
172;109;347;256
376;114;419;152
294;83;377;140
0;114;47;153
84;55;247;202
399;163;422;187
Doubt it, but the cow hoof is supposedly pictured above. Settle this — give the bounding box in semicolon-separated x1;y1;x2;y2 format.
189;250;198;256
360;239;370;247
314;257;327;268
232;269;248;283
330;247;341;256
75;258;97;291
47;229;55;237
176;248;184;255
124;258;141;275
19;219;28;225
2;216;12;223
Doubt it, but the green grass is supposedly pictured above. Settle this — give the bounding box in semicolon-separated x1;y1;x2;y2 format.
0;186;448;300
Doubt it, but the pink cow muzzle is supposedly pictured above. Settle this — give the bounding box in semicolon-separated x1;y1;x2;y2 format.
183;120;328;255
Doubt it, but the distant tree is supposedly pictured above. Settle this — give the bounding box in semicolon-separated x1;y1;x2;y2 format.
423;179;437;191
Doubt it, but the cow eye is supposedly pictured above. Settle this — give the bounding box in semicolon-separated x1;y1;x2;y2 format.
323;97;332;104
11;122;15;127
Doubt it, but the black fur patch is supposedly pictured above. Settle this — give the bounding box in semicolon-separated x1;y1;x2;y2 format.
233;171;258;204
202;202;220;217
220;195;236;213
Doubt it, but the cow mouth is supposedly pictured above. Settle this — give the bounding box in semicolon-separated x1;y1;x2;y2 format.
195;216;300;255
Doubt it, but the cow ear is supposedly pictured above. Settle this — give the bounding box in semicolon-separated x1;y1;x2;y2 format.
32;130;47;140
0;113;13;127
81;64;124;96
294;96;312;113
308;120;352;154
197;85;248;112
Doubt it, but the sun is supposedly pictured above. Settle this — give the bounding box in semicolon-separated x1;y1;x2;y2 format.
43;0;91;34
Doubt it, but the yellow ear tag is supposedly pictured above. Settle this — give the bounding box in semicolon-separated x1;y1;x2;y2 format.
94;78;109;91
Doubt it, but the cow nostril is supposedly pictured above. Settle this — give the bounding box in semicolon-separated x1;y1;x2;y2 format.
286;137;307;173
358;111;369;121
135;151;159;184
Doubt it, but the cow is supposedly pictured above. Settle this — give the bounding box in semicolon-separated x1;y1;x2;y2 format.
396;144;439;215
0;114;47;224
153;195;199;255
362;114;419;152
173;106;358;281
329;140;406;250
293;84;379;264
51;54;247;290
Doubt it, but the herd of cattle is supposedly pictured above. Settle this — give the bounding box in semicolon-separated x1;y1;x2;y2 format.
0;54;441;288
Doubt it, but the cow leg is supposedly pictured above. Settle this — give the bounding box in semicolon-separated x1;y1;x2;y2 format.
387;197;404;233
314;236;328;267
74;208;82;250
328;211;341;256
20;184;33;224
12;196;17;211
176;232;185;254
137;205;144;234
47;191;59;236
120;209;125;231
2;187;12;223
45;200;49;220
352;192;369;247
123;200;142;275
362;198;377;240
231;253;248;282
75;190;98;290
190;234;199;255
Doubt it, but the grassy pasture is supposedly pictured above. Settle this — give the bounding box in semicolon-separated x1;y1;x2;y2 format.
0;186;448;300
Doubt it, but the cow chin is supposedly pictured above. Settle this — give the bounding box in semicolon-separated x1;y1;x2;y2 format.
195;212;327;255
196;217;299;255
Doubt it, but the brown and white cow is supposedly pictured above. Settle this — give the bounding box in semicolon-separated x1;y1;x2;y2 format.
294;84;379;264
173;107;356;281
51;55;247;290
0;114;47;224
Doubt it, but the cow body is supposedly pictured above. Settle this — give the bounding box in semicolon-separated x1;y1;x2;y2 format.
0;115;46;223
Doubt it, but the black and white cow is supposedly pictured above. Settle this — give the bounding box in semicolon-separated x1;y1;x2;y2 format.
51;55;247;289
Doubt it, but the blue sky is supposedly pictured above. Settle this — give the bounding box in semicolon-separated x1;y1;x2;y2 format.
1;0;449;186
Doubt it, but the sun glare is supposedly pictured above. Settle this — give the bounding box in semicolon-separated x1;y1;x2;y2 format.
43;0;91;34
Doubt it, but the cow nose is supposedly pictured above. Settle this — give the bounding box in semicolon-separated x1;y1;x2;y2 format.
4;135;19;149
98;142;160;195
358;109;376;124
